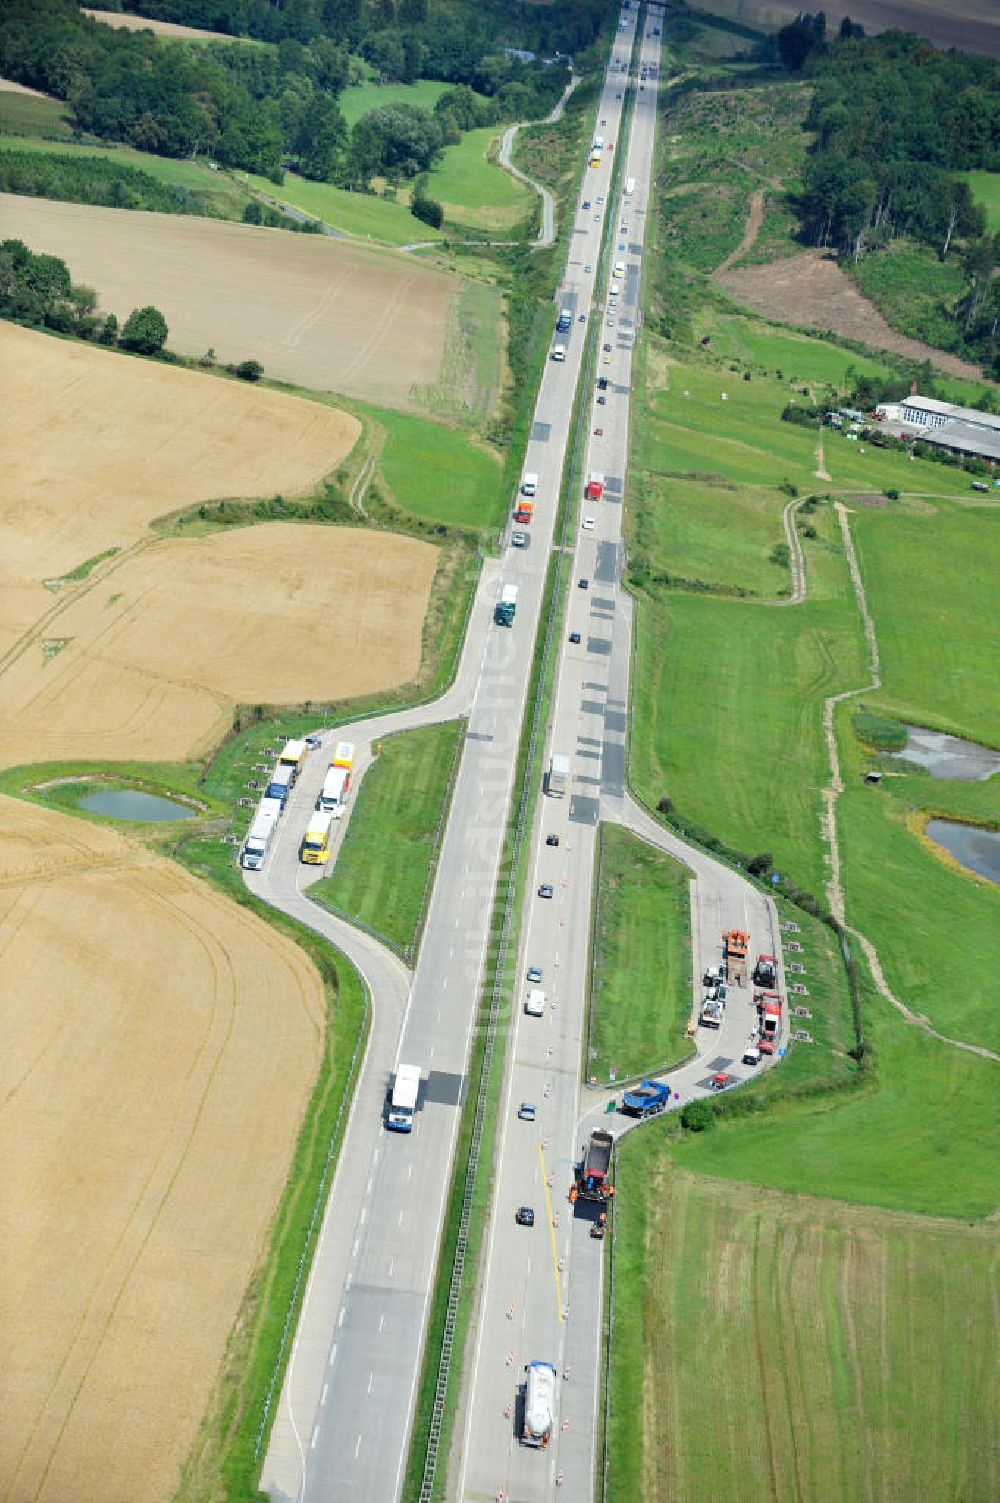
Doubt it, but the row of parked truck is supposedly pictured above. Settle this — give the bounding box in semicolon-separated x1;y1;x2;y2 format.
240;738;354;870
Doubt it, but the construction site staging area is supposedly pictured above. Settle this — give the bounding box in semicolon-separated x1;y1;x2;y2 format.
0;195;473;410
0;797;326;1503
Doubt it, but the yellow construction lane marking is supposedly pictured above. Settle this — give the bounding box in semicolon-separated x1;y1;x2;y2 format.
538;1141;564;1322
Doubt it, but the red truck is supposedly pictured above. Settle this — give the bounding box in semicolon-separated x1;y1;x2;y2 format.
572;1129;614;1202
514;499;535;524
757;992;782;1053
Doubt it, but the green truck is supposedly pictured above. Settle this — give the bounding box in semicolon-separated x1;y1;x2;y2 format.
494;583;518;626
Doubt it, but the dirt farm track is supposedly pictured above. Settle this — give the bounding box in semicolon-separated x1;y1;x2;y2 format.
0;797;326;1503
0;194;458;409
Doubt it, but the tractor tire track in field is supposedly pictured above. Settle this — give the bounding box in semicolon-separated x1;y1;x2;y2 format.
0;540;154;682
8;872;240;1503
825;502;1000;1064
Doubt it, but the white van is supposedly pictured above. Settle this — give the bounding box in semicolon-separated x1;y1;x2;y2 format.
525;988;546;1017
551;344;566;362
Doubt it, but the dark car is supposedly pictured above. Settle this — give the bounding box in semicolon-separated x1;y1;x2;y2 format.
603;343;612;352
515;1206;535;1227
538;883;554;899
546;834;560;847
596;395;606;405
598;376;609;390
582;199;591;210
569;631;582;644
579;578;589;590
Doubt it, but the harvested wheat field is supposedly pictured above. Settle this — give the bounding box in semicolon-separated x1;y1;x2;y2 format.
82;6;237;40
0;321;359;632
0;522;437;767
0;797;326;1503
0;195;466;408
718;250;987;379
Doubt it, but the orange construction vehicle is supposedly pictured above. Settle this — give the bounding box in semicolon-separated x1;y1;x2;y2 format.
723;929;748;959
723;928;749;986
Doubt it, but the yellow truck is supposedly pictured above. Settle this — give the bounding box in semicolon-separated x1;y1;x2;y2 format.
300;811;333;864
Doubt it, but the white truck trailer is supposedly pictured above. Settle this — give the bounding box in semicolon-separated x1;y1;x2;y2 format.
241;797;283;870
547;753;569;797
318;764;350;817
387;1063;421;1132
522;1361;556;1447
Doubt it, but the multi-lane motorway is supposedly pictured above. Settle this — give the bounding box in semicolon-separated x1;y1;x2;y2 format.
253;6;787;1501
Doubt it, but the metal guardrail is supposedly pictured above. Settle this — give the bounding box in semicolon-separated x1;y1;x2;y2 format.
416;26;645;1499
253;968;372;1460
418;515;572;1503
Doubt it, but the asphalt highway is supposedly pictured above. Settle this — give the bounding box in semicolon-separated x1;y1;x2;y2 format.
254;6;789;1501
455;9;789;1501
255;20;636;1500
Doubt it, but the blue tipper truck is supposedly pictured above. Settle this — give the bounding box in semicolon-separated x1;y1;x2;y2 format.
620;1080;669;1118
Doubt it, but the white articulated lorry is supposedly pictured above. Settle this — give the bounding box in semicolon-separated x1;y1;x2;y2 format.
386;1063;421;1133
241;797;283;870
318;764;350;817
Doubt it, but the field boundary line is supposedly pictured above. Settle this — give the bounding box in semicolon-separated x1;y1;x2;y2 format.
827;501;1000;1064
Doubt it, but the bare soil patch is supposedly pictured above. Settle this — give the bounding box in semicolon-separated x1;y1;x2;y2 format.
718;250;987;379
82;7;236;41
695;0;1000;58
0;321;359;608
0;523;437;768
0;195;462;409
0;797;325;1503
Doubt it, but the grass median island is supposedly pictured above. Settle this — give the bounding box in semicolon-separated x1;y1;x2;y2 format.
588;824;691;1081
607;1160;1000;1503
313;720;464;956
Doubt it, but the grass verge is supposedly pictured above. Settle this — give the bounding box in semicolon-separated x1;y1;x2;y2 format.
587;823;692;1082
312;720;465;959
605;1160;1000;1502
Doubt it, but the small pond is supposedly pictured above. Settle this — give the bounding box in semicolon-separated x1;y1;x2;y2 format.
78;789;195;822
890;726;1000;782
926;820;1000;887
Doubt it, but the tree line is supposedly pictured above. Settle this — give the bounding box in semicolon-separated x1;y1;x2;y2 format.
0;0;589;186
775;15;1000;374
0;237;167;351
783;19;999;258
1;237;267;379
0;145;221;216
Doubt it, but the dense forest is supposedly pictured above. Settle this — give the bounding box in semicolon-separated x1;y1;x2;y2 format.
780;16;1000;374
0;0;598;181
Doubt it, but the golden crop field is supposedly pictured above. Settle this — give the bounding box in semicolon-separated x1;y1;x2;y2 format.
0;797;327;1503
